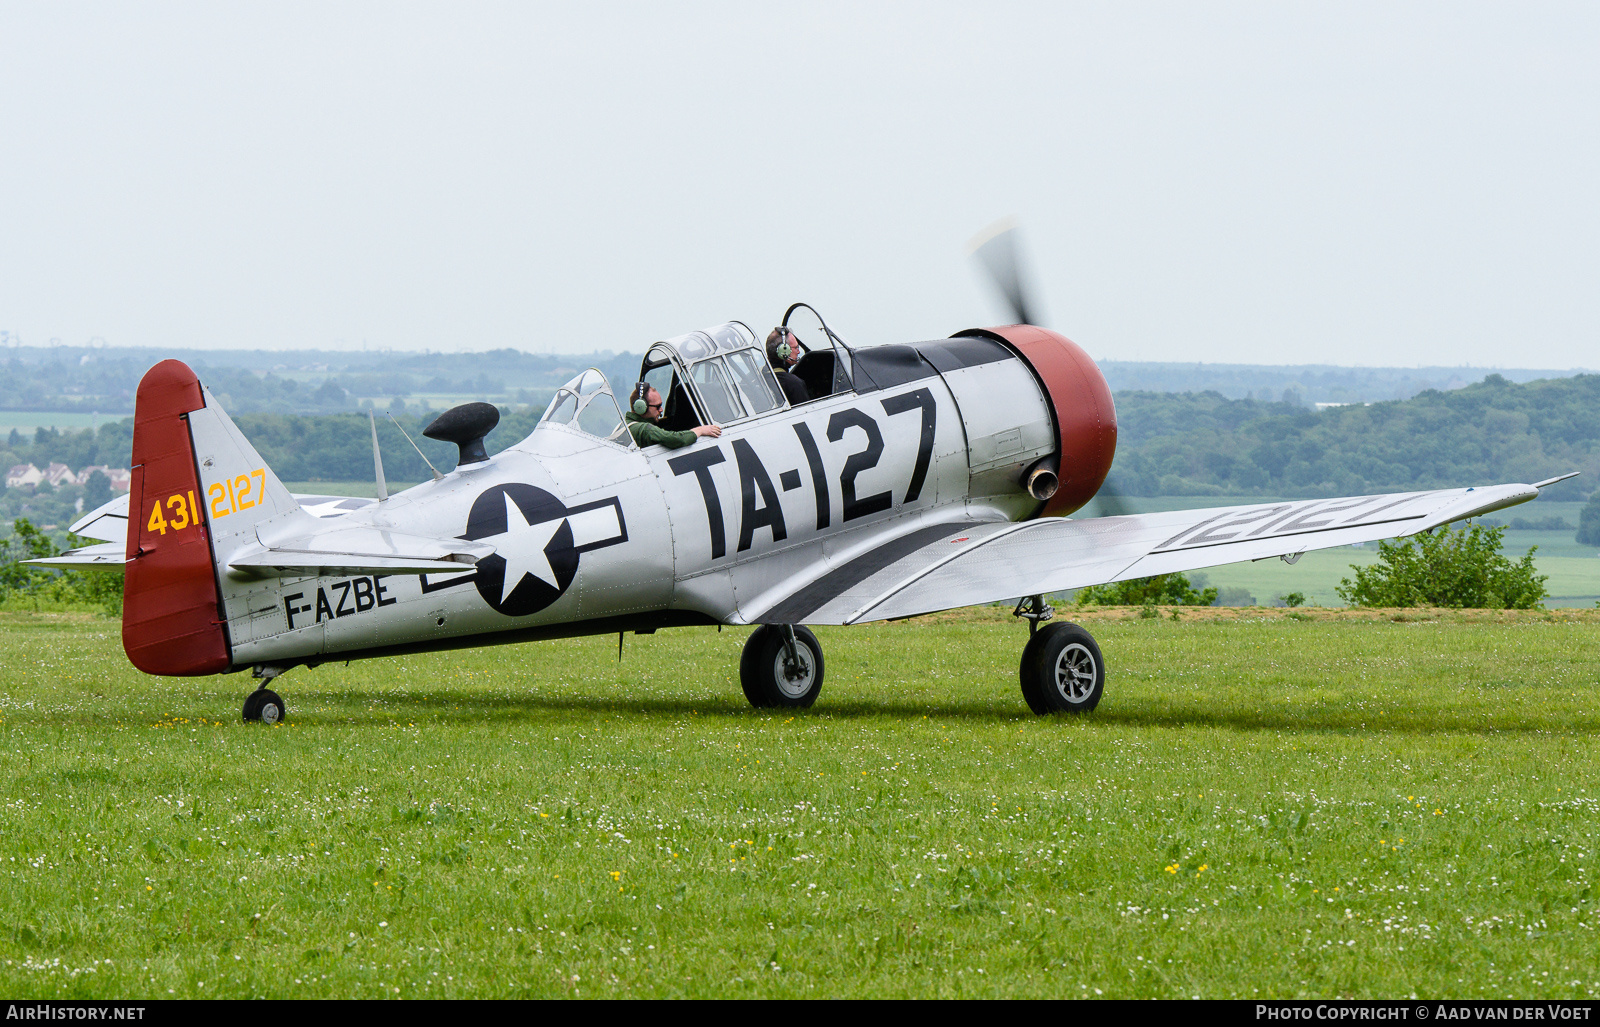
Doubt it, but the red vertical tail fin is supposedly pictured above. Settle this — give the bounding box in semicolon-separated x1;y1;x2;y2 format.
123;360;231;676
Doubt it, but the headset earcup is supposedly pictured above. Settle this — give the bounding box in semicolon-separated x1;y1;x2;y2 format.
633;399;648;416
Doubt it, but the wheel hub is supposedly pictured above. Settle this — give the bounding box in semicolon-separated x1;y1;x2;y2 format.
772;646;815;699
1053;643;1097;703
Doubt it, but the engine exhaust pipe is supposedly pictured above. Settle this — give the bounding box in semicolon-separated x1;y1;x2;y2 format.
1023;455;1060;501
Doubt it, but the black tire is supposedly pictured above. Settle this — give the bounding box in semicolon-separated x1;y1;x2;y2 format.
1019;621;1104;715
739;625;824;708
242;688;287;724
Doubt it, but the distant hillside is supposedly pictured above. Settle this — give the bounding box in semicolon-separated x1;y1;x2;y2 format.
1097;361;1594;404
1108;374;1599;499
1;371;1593;515
0;343;1591;416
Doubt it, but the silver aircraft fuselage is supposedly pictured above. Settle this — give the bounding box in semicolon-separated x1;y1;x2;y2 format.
219;341;1052;670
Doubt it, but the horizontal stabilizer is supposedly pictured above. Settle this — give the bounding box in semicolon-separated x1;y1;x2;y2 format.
228;526;495;578
62;492;383;561
26;542;127;570
70;496;130;543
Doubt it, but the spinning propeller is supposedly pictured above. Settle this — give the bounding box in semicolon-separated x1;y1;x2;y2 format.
968;218;1129;518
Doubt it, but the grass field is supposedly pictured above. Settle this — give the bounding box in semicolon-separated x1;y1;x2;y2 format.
0;607;1597;999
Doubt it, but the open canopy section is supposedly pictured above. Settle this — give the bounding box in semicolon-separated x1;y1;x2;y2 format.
638;321;785;430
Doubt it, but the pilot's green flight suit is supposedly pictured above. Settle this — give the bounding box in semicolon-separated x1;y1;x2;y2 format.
624;412;700;449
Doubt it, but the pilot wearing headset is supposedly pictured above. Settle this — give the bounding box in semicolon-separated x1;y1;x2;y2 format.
766;327;810;405
624;383;722;449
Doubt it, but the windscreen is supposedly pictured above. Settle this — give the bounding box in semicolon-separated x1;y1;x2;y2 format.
538;368;631;446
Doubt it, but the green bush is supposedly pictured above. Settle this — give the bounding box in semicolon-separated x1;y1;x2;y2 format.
1577;493;1600;547
1077;572;1219;607
1335;523;1546;609
0;518;123;615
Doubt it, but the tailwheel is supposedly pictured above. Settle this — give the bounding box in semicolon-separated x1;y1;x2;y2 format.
242;688;287;724
740;624;824;708
1019;621;1104;715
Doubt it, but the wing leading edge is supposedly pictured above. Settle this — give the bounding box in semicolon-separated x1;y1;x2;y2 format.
749;483;1547;625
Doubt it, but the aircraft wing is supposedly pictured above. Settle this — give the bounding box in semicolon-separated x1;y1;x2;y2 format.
749;482;1546;625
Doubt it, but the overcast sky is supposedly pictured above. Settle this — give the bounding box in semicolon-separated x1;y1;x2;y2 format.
1;2;1595;366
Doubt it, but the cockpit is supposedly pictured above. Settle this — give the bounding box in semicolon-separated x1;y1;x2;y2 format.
637;322;780;433
636;305;860;434
526;304;864;451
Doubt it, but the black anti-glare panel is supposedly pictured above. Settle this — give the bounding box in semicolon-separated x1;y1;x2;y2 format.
913;335;1014;374
851;345;936;391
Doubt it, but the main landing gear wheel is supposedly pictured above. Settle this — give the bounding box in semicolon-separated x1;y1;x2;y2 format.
740;624;825;708
242;689;286;724
1019;621;1104;715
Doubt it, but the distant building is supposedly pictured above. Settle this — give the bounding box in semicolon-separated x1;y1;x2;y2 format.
43;463;77;487
6;463;43;489
76;465;132;493
3;462;131;493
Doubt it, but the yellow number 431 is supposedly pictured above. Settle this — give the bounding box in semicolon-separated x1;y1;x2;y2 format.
148;492;201;536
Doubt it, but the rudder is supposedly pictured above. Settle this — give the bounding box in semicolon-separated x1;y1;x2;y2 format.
123;360;231;676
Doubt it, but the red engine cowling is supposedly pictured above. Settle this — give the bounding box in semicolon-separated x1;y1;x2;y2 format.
956;325;1117;517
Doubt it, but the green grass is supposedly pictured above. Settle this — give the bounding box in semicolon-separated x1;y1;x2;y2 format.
1;609;1598;999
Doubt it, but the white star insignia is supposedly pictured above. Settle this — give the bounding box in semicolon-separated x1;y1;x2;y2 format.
481;492;566;603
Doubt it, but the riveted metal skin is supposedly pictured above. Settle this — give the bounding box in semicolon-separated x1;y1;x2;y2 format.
122;360;231;676
953;325;1117;517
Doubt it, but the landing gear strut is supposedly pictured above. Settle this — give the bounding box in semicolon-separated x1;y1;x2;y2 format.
1016;595;1104;715
740;625;824;708
243;666;288;724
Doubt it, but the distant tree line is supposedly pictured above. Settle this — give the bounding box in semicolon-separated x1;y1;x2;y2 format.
3;372;1596;508
0;408;544;494
1578;493;1600;547
1108;373;1599;500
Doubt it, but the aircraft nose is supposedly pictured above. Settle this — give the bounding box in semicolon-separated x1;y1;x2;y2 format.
959;325;1117;517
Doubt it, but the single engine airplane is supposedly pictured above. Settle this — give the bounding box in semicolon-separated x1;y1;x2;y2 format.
35;230;1573;721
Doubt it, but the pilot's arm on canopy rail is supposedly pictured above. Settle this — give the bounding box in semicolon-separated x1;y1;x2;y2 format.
625;384;721;449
